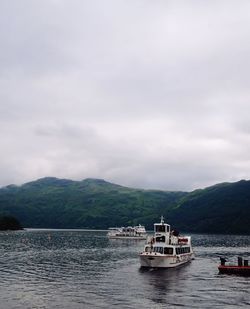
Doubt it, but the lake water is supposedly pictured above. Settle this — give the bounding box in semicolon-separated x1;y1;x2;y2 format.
0;230;249;308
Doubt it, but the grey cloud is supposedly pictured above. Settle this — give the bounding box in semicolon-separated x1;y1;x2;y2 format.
1;0;250;190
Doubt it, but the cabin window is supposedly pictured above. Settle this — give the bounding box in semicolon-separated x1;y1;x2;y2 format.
156;225;165;233
153;247;164;254
164;247;173;255
176;247;191;255
156;236;165;242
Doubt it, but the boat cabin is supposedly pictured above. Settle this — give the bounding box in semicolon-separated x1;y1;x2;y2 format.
153;216;171;244
144;245;191;255
144;216;192;255
154;216;170;233
140;216;194;268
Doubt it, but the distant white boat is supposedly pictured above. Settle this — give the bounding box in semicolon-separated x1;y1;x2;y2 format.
139;216;194;268
107;224;147;239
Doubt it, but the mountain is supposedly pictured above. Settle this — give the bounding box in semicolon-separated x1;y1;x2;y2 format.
0;177;186;229
169;180;250;234
0;177;250;234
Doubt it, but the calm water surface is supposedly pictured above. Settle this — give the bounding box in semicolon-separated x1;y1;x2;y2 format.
0;230;249;308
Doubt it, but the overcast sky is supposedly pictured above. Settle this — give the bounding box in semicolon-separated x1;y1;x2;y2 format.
1;0;250;191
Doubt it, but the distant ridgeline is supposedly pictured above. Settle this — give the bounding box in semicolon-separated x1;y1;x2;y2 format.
0;177;249;234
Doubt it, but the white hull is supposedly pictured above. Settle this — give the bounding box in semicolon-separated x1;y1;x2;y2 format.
139;252;193;268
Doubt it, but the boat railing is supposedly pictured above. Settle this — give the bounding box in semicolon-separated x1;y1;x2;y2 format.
220;256;249;267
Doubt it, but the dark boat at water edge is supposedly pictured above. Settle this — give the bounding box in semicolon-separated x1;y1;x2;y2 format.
218;257;250;276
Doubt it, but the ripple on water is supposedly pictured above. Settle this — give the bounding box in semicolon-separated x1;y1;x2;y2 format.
0;231;250;308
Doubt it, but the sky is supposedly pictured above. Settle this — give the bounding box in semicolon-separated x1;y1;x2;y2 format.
1;0;250;191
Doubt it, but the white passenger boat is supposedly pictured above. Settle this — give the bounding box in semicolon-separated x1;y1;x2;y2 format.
107;225;147;239
139;216;194;268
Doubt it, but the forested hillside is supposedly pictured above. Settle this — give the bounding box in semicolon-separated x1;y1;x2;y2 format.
0;177;186;229
0;177;250;234
169;180;250;234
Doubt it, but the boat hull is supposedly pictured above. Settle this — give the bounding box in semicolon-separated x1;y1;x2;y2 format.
108;236;146;240
218;265;250;276
139;253;193;268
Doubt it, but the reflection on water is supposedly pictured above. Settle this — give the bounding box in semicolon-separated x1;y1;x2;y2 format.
0;230;249;308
